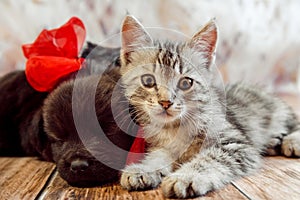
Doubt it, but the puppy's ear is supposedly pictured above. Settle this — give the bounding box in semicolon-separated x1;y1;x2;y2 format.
32;109;53;161
81;42;98;58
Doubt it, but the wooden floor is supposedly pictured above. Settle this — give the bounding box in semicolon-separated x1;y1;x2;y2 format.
0;156;300;200
1;94;300;200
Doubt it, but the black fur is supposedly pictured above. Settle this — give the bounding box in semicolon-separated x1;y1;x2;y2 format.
0;71;50;158
0;43;136;186
43;67;136;186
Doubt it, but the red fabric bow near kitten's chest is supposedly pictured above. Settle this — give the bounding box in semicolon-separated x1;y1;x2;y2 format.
22;17;145;165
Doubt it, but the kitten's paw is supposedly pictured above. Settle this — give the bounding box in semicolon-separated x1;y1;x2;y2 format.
282;131;300;157
161;173;212;198
120;165;166;190
266;137;282;156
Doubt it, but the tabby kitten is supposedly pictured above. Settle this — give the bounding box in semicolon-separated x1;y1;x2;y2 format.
118;15;300;198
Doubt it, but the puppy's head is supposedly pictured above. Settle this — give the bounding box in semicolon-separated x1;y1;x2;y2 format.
49;136;119;186
43;72;135;187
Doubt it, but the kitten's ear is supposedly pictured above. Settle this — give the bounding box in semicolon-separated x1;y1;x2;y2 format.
121;15;152;64
189;19;218;66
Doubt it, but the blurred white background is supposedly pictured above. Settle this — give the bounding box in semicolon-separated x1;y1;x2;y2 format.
0;0;299;93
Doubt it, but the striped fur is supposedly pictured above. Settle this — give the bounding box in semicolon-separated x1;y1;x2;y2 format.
119;15;300;198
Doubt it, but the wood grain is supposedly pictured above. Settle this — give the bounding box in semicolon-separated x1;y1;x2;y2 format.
232;157;300;200
40;170;247;200
0;157;55;200
1;156;300;199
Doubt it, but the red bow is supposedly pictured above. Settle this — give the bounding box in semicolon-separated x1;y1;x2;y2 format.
22;17;145;164
22;17;86;92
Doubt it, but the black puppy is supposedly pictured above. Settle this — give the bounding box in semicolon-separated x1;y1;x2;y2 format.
0;44;137;186
0;70;50;158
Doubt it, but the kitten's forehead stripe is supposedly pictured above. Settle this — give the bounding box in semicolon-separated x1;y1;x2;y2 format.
172;59;178;72
155;46;163;72
155;42;183;75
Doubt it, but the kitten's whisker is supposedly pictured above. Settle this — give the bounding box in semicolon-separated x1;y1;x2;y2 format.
113;107;132;120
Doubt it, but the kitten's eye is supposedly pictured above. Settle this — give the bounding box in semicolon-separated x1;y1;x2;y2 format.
178;77;193;91
141;74;156;88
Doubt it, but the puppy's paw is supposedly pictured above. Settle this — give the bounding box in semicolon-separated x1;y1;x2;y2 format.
282;131;300;157
161;173;212;198
120;164;166;191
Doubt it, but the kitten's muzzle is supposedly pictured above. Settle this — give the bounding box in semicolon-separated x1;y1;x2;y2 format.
159;100;173;110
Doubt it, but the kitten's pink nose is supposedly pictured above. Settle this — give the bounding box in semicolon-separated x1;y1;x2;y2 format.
159;100;173;109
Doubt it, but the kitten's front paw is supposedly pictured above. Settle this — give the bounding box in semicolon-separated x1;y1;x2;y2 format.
282;131;300;157
161;173;212;198
266;137;282;156
120;165;167;190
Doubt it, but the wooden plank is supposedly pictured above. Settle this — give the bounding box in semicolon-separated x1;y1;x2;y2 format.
41;170;246;200
194;184;248;200
40;171;165;200
0;157;55;200
232;157;300;200
3;156;299;200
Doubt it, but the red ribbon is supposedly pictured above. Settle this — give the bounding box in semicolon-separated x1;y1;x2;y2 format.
22;17;86;92
126;127;145;165
22;16;145;164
